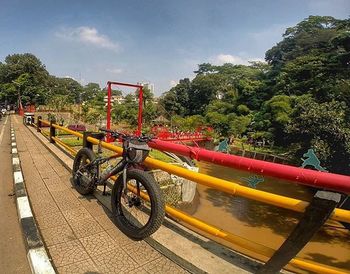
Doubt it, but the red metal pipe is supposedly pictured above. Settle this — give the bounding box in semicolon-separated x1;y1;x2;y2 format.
137;86;143;136
149;139;350;193
107;81;143;89
106;81;144;137
106;82;112;142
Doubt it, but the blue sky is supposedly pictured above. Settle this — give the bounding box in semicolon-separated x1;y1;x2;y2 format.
0;0;349;95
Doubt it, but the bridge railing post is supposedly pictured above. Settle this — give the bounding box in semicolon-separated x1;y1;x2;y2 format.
49;118;56;143
83;131;93;150
37;116;42;132
257;190;342;274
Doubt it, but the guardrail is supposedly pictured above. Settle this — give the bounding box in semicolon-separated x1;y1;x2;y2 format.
35;117;349;274
150;139;350;193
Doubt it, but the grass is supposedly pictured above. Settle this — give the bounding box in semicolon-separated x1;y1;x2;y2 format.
60;137;83;147
149;150;175;163
56;130;72;136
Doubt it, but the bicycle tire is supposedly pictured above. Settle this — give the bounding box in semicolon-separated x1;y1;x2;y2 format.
72;148;97;195
111;169;165;240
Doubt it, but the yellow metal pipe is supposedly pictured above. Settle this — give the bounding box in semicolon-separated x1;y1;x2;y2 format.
115;179;347;273
289;258;346;274
145;157;350;224
51;136;77;156
40;121;349;224
39;119;49;125
41;130;49;137
167;205;347;274
47;125;348;273
85;134;350;224
52;123;84;138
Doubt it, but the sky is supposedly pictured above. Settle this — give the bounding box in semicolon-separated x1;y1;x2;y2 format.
0;0;349;95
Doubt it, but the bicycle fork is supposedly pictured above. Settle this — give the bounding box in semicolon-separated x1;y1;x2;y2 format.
121;165;142;207
122;164;129;203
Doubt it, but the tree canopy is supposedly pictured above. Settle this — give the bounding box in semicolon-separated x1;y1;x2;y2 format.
159;16;350;174
1;16;349;173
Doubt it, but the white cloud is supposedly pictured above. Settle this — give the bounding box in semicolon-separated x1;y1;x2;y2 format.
56;26;120;52
216;54;246;65
169;80;178;87
211;54;265;65
106;68;123;74
63;75;76;80
62;75;86;84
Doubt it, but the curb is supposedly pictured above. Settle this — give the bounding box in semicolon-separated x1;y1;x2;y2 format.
10;122;56;274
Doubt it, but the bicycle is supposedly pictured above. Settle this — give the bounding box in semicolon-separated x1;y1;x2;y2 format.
72;129;165;240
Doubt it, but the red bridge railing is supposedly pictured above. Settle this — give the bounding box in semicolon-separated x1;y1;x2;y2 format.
150;139;350;193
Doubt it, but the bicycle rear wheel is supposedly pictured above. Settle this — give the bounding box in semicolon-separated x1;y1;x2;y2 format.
111;169;165;240
72;148;97;195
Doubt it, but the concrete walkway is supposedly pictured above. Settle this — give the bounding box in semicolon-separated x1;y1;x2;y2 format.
12;115;187;273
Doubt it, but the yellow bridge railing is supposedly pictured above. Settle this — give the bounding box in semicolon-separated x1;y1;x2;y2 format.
36;119;349;274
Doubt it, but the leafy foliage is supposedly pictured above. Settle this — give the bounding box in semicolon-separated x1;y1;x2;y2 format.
158;16;350;174
286;96;350;173
1;16;349;174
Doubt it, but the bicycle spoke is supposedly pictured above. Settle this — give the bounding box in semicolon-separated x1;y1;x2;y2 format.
120;180;152;229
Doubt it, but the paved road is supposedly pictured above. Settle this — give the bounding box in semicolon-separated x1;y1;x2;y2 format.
0;115;31;273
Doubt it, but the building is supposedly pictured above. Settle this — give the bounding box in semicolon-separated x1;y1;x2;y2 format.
103;95;125;105
139;82;155;94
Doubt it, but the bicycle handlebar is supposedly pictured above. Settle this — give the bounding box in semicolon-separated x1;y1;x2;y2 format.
99;128;153;142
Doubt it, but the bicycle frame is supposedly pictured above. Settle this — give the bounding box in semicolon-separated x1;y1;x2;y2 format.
87;139;145;196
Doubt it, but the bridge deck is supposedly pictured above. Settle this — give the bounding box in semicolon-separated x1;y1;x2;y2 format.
12;115;260;273
12;116;189;274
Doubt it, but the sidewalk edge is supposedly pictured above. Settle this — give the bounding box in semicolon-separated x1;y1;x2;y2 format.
10;120;56;274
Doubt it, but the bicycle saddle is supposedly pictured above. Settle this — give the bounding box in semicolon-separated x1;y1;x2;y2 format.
91;132;105;140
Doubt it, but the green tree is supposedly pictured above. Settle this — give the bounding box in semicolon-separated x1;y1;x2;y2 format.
228;114;252;137
0;53;50;105
266;16;350;102
159;78;191;116
205;111;229;136
85;108;103;125
236;104;250;115
189;74;223;115
83;83;101;102
287;96;350;174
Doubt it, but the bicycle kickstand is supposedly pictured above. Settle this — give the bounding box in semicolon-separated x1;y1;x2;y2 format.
103;181;107;196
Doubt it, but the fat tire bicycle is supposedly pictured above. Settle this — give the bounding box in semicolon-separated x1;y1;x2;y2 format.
72;129;165;240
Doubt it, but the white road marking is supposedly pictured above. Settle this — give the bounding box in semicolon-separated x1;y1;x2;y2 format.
12;157;20;166
27;247;55;274
12;148;18;154
14;171;24;184
17;196;33;219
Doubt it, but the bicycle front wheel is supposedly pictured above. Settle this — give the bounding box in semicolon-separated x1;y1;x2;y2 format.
111;169;165;240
